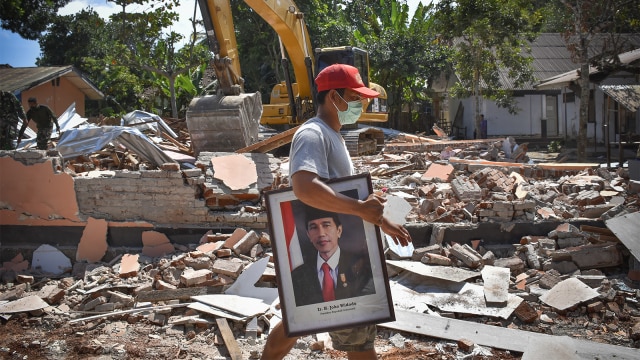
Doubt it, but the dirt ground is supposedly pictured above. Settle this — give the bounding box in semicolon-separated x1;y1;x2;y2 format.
0;314;524;359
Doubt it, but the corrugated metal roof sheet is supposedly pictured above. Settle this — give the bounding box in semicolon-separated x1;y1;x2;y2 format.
0;66;103;100
600;85;640;112
489;33;640;90
536;48;640;89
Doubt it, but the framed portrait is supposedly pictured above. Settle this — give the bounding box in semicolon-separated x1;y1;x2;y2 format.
264;173;395;337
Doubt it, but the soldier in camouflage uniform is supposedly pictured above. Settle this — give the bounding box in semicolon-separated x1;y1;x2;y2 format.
17;97;60;150
0;91;27;150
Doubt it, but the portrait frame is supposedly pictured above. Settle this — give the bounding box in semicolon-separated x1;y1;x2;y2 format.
264;173;395;337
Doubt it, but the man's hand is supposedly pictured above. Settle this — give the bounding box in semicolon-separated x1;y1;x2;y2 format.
357;193;386;226
380;217;412;247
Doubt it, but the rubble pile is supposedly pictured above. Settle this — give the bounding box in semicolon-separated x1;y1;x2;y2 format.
362;156;638;225
62;116;194;174
3;118;640;358
1;214;640;359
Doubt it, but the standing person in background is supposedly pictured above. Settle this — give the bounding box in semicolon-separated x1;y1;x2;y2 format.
17;97;60;150
480;114;488;139
260;64;412;360
0;91;27;150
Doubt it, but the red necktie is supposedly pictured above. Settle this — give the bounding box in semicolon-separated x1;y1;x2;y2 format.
321;262;335;301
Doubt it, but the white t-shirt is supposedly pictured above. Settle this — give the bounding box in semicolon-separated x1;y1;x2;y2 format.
289;117;353;180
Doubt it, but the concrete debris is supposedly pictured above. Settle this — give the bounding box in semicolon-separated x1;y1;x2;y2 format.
31;244;72;275
539;278;600;311
390;271;523;319
2;126;640;358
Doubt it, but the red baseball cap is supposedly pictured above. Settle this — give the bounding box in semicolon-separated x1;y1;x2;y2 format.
315;64;379;98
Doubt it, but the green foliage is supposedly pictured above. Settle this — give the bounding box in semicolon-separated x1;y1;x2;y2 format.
0;0;70;39
547;140;563;152
433;0;542;134
544;0;640;161
36;9;109;69
230;0;282;101
349;0;450;128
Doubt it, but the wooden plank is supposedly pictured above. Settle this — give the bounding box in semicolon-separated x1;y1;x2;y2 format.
216;317;243;360
135;286;224;302
236;126;299;153
161;131;191;153
69;303;188;324
580;224;615;236
380;309;640;359
188;302;246;322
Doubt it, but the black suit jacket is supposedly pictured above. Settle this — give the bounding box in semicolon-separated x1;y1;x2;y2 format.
291;249;375;306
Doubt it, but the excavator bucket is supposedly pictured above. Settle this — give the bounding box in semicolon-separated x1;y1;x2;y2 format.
186;92;262;155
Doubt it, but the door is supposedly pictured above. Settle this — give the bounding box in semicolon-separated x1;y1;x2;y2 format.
546;95;558;136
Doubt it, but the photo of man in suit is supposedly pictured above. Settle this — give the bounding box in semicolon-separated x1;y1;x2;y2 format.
291;205;375;307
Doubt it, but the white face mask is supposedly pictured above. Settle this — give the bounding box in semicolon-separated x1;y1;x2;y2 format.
332;92;363;125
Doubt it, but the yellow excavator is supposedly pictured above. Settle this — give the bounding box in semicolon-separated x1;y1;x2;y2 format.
186;0;388;154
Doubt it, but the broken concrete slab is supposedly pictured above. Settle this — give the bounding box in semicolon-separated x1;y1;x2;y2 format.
119;254;140;278
381;309;640;359
210;154;257;190
31;244;72;275
605;212;640;262
76;217;108;263
187;301;247;321
0;295;49;313
539;278;600;311
384;194;414;257
390;272;522;319
564;242;623;269
421;163;454;182
386;260;479;283
141;230;175;258
224;257;278;305
481;265;510;306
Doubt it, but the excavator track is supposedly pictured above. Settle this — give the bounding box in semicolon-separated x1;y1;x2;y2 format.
341;127;385;156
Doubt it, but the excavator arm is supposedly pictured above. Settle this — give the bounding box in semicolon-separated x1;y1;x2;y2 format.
193;0;317;130
198;0;243;95
244;0;315;100
187;0;387;155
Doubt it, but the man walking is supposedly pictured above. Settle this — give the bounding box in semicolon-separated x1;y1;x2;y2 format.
0;91;27;150
261;64;412;360
17;97;60;150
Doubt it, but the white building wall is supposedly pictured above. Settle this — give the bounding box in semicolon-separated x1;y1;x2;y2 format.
456;95;546;138
443;75;638;142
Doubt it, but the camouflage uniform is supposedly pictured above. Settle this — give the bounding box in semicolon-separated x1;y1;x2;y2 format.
0;91;26;150
19;100;60;150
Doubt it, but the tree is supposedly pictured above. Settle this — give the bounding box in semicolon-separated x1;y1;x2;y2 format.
110;2;210;118
1;0;70;39
228;0;283;102
551;0;640;161
433;0;542;138
37;9;109;70
348;0;450;130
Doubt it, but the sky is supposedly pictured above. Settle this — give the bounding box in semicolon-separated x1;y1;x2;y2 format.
0;0;425;68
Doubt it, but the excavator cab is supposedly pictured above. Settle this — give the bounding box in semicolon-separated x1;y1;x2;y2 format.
313;46;388;123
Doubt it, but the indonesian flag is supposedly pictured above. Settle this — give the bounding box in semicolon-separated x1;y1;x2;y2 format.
281;201;304;270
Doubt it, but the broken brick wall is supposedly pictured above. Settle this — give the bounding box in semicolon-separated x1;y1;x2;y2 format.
0;151;270;260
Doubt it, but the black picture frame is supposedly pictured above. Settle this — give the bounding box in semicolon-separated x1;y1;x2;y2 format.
264;173;395;337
